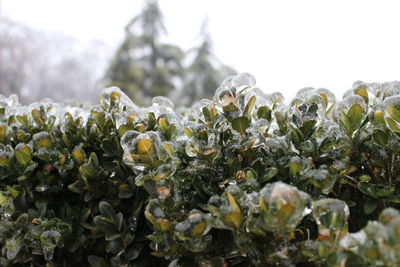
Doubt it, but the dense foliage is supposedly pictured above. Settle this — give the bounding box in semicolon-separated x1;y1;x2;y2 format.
2;74;400;266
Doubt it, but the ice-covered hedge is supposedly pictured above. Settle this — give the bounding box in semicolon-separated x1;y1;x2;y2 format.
1;74;400;266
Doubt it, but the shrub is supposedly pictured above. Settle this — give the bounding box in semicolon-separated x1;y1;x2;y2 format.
1;74;400;266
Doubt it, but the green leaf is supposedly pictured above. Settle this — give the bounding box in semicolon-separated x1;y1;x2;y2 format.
105;232;121;241
355;88;369;104
347;104;364;130
184;127;193;138
99;201;116;219
14;143;31;165
40;230;61;261
157;116;168;132
363;199;378;215
289;161;302;177
299;120;317;140
164;124;176;141
222;102;239;113
257;106;272;121
72;147;85;165
320;93;328;106
384;195;400;203
6;186;19;198
319;136;335;152
67;180;85;194
387;105;400;122
0;125;6;143
202;106;212;122
372;129;388;147
5;236;22;260
243;95;256;118
93;216;117;233
16;115;28;127
260;167;278;183
232;116;250;134
386;117;400;133
372;111;385;125
92;111;105;130
0;193;9;207
31;108;45;126
340;110;352;134
357;182;395;198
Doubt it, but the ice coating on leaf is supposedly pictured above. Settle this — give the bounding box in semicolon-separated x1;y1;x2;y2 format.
314;88;336;104
175;210;211;239
158;112;183;130
339;230;367;250
114;109;139;130
251;118;270;133
145;199;171;232
193;99;217;121
379;208;400;225
254;182;311;234
292;88;334;124
152;96;174;111
174;210;212;252
382;95;400;132
0;145;14;167
233;72;256;88
194;99;214;110
380;81;400;100
207;185;245;230
5;236;22;260
122;131;168;170
244;87;273;120
296;87;315;99
0;94;19;108
63;106;89;121
40;230;61;260
333;95;367;123
32;132;53;150
220;75;235;90
213;86;235;107
100;86;137;111
312;198;349;240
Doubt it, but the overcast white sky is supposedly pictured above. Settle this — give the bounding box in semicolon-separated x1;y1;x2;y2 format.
2;0;400;100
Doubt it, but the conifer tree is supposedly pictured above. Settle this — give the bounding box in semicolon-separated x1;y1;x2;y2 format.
105;0;184;105
180;19;236;105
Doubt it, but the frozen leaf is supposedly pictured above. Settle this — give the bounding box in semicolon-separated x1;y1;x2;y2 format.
33;132;53;150
312;198;349;240
357;182;395;198
5;236;22;260
254;182;310;234
14;143;32;165
40;230;61;260
232;116;250;134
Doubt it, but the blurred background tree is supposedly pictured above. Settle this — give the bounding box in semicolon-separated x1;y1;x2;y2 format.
104;0;185;106
0;17;110;104
178;18;236;106
0;0;236;106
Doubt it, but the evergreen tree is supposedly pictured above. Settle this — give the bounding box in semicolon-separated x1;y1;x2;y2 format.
180;19;236;105
105;0;184;105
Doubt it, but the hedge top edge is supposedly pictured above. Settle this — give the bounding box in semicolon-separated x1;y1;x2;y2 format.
1;73;400;266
